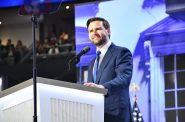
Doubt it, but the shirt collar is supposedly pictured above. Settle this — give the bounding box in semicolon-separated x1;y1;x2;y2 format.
96;41;111;56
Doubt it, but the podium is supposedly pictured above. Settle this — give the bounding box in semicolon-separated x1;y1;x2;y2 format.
0;77;107;122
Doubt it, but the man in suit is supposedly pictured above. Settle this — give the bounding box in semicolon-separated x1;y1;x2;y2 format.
84;17;133;122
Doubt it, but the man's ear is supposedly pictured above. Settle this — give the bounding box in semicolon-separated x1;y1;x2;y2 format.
107;28;111;38
107;28;111;35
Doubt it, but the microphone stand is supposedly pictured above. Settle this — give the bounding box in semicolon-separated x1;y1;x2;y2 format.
18;2;62;122
31;14;39;122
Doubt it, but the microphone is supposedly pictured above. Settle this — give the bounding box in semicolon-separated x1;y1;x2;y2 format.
69;46;90;65
76;46;90;59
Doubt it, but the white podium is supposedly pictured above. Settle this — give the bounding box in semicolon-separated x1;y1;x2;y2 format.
0;77;107;122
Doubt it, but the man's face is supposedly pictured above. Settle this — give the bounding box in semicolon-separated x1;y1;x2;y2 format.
88;21;110;47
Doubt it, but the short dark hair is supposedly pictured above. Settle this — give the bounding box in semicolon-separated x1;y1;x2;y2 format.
86;17;110;29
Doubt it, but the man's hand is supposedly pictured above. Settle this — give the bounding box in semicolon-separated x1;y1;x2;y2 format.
84;82;105;89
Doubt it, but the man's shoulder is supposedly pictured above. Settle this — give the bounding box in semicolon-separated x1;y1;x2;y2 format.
111;43;131;53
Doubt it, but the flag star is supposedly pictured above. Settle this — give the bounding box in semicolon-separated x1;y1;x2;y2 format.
133;112;137;116
134;108;138;111
138;118;142;121
133;117;137;121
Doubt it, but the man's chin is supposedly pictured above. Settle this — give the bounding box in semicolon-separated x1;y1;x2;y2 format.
92;40;100;45
94;42;104;47
94;41;101;45
91;39;105;46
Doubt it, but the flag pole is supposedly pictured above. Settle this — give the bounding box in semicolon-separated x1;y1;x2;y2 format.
31;14;39;122
18;1;62;121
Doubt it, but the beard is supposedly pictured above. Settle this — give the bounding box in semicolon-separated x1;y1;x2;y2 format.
91;35;107;47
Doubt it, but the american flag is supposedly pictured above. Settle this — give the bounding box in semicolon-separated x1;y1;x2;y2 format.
132;100;144;122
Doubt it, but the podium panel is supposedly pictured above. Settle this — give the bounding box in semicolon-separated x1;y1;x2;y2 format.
0;77;107;122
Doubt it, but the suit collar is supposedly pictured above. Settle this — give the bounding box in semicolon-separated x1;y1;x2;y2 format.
95;43;115;84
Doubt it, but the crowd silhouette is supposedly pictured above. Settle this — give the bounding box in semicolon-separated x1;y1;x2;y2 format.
0;32;75;65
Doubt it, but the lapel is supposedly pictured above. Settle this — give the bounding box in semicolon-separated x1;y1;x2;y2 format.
89;58;95;82
95;44;115;84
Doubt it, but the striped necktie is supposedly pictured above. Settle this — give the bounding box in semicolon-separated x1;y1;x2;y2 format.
93;51;101;83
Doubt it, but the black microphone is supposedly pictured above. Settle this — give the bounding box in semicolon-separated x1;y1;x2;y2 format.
69;46;90;65
76;46;90;59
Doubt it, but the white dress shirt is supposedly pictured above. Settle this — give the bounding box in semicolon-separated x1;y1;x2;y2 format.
96;41;112;67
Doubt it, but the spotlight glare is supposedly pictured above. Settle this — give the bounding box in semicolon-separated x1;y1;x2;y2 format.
66;6;70;10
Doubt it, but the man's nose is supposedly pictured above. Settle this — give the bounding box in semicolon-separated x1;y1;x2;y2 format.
93;30;98;34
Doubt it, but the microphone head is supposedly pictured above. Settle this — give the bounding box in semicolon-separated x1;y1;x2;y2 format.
69;46;90;65
83;46;90;53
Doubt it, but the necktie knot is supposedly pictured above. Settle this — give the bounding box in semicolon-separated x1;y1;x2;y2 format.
96;51;101;56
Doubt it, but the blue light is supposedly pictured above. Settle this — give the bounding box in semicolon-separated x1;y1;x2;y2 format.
0;0;76;8
1;0;23;8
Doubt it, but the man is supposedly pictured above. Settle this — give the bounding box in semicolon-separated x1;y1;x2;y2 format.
84;17;133;122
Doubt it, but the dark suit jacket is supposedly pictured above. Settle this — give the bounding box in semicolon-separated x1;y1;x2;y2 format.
88;43;133;122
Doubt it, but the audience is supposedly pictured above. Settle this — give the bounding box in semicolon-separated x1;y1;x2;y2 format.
0;31;74;65
59;31;69;44
36;40;47;55
48;44;60;55
14;40;28;63
0;39;5;63
4;39;15;57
